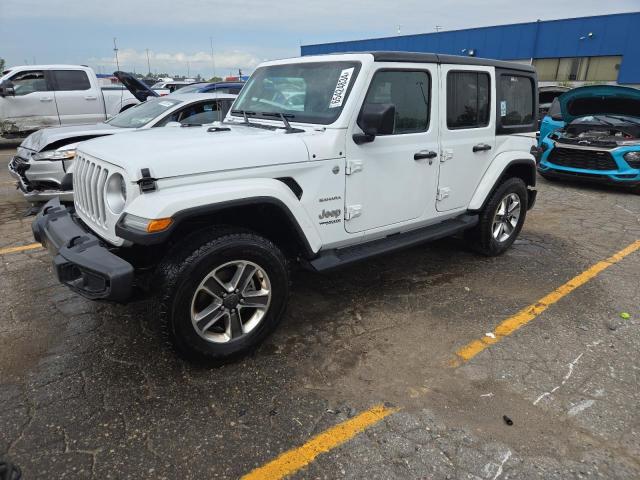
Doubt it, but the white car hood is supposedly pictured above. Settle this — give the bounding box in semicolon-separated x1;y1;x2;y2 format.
20;123;123;152
78;123;313;180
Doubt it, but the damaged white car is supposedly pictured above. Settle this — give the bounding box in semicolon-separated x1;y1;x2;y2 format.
9;87;236;203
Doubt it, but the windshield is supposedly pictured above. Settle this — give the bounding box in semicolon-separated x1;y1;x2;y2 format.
231;61;360;125
106;98;182;128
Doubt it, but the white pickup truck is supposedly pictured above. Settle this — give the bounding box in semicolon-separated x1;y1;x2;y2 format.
0;65;149;138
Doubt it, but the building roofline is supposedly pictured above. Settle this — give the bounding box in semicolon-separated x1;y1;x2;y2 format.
301;11;640;49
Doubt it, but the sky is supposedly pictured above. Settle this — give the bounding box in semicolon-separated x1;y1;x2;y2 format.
1;0;639;78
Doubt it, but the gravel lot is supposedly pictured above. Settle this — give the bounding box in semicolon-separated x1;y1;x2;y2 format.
1;145;639;479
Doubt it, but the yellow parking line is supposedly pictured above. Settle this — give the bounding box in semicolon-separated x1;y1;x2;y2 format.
453;239;640;365
241;404;397;480
0;243;42;255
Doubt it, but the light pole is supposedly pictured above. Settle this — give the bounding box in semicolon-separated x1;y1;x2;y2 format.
113;38;120;71
210;37;216;80
145;48;151;76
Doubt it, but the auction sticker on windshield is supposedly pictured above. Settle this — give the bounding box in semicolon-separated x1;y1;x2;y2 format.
329;67;355;108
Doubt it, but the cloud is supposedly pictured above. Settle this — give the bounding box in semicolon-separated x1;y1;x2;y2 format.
88;49;261;77
5;0;639;32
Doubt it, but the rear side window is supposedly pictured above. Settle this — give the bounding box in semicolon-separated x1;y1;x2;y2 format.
496;70;537;133
499;75;534;126
53;70;91;91
447;71;490;129
362;70;430;134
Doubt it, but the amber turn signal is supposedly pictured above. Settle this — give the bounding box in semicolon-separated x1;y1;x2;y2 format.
146;217;173;233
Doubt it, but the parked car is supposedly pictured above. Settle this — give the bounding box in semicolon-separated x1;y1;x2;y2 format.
537;85;640;193
537;85;570;129
150;81;194;93
171;81;245;95
0;67;152;138
9;90;236;203
33;52;538;361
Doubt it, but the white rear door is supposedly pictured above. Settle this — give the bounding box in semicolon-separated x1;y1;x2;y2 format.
437;65;495;211
52;70;105;125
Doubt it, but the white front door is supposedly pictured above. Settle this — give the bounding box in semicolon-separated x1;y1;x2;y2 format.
2;69;60;132
437;65;496;211
52;70;105;125
344;65;440;233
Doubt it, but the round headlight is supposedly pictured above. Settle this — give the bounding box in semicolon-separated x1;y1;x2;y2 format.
105;173;127;214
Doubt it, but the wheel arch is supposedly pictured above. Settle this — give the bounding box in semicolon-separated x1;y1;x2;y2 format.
468;156;536;213
117;196;317;260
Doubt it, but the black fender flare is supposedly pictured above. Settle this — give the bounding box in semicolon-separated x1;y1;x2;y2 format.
115;196;315;257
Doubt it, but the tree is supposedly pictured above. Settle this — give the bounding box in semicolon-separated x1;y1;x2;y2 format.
0;58;5;72
207;76;223;82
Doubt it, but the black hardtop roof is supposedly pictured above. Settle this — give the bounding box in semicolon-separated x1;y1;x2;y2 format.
319;51;536;73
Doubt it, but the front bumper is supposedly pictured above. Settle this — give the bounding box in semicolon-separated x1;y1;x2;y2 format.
32;198;134;302
8;156;73;203
537;167;640;188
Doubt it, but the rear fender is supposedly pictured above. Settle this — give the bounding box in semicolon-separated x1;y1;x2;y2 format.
468;152;536;211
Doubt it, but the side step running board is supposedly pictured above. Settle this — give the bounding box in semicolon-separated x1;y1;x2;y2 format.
308;214;478;272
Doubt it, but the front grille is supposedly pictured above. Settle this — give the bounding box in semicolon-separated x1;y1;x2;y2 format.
73;154;109;228
547;147;617;171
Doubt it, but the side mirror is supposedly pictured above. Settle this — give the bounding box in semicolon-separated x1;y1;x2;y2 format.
0;81;15;98
353;103;395;145
165;121;182;127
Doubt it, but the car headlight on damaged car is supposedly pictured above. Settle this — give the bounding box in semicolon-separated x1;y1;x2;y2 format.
105;173;127;214
33;149;76;161
623;151;640;168
120;213;173;233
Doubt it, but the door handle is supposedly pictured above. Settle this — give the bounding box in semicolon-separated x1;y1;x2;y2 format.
40;97;53;102
84;95;98;100
473;143;492;153
414;150;438;161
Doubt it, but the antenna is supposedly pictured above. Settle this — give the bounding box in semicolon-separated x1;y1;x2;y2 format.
435;25;443;32
113;37;120;71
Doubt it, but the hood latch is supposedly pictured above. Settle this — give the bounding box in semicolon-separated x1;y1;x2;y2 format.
137;168;157;193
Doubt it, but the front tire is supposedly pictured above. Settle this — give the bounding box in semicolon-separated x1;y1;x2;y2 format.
466;177;528;256
158;229;289;362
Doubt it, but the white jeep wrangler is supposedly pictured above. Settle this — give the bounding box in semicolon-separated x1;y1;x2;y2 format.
33;52;538;361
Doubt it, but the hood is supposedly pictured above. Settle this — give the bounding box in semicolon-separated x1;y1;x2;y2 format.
114;71;159;102
559;85;640;123
20;123;121;152
78;123;313;180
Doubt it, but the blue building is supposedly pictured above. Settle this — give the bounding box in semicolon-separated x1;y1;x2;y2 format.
301;12;640;85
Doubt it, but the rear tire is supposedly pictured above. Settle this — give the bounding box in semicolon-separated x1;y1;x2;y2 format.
157;228;289;363
466;177;528;256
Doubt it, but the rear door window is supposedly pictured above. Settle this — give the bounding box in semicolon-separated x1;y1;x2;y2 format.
447;71;490;129
52;70;92;91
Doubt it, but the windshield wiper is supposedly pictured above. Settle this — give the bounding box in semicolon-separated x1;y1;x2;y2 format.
602;115;640;126
230;109;256;124
591;115;616;127
260;112;304;133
